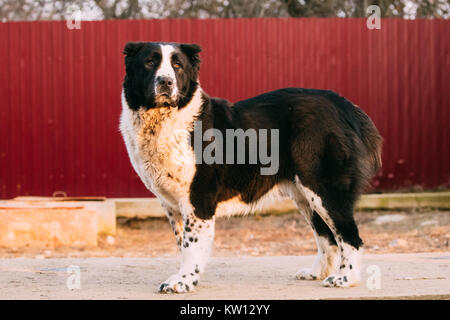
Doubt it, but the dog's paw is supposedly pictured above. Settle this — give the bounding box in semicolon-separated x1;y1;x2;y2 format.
322;274;359;288
159;273;199;294
295;268;319;280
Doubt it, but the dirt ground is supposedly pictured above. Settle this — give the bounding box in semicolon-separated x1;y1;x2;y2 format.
0;209;449;259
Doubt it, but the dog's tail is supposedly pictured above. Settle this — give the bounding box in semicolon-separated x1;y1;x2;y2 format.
354;106;383;177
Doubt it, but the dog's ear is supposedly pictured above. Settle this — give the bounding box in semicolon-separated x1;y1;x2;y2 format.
123;42;145;57
180;43;202;69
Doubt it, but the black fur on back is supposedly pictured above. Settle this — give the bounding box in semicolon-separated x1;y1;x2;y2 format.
189;88;382;248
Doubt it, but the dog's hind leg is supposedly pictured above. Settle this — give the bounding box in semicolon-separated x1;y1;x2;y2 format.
295;177;363;287
159;200;215;294
293;196;339;280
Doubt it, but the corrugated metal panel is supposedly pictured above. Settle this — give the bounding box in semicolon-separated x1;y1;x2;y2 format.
0;18;448;199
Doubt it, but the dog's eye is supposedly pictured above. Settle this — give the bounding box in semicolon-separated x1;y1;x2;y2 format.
146;59;154;66
172;63;181;69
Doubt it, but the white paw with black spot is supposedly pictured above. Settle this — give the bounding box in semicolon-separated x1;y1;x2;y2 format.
295;268;319;280
159;273;199;294
322;274;352;287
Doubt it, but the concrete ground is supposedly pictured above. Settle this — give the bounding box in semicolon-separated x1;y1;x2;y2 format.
0;252;449;300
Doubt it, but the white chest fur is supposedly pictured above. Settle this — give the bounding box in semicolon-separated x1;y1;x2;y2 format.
119;88;203;209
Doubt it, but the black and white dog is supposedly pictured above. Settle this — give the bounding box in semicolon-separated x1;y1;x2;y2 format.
120;42;382;293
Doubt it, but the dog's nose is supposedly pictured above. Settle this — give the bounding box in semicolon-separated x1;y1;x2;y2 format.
157;76;173;87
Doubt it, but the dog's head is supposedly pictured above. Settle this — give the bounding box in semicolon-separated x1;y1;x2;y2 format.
123;42;201;110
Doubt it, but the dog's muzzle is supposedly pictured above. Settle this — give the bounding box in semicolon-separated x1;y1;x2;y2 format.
156;76;174;96
155;76;177;107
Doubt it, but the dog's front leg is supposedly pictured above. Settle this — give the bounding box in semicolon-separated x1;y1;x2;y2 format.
162;205;183;251
159;209;215;293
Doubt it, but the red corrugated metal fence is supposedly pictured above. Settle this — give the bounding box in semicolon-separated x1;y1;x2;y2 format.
0;18;449;199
